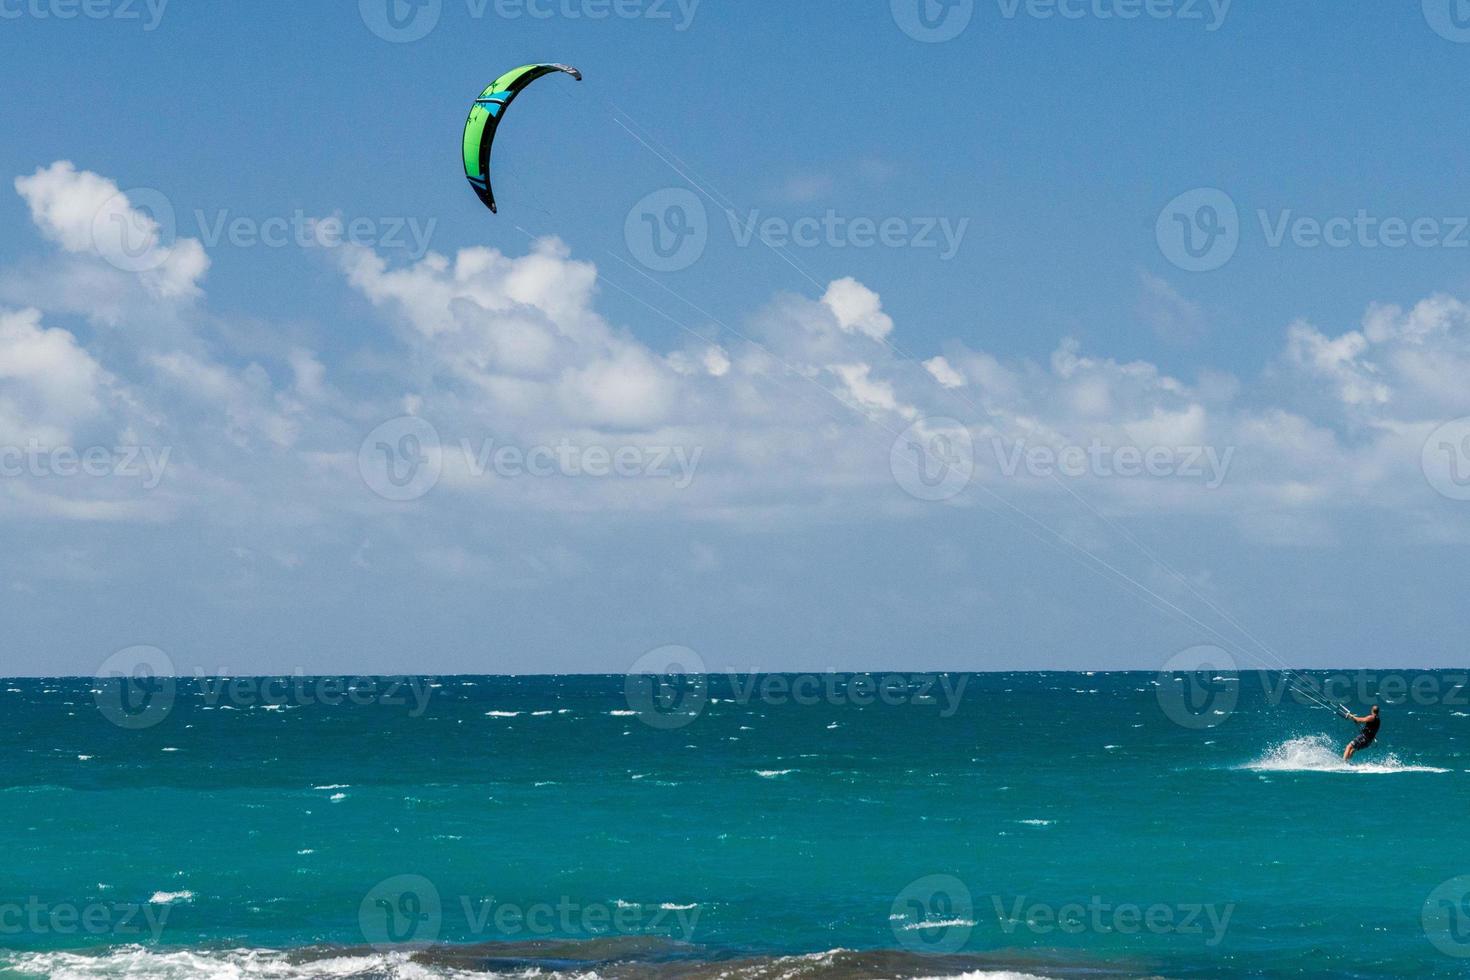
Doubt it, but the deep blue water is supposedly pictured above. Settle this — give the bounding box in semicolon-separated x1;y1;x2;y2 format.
2;671;1468;978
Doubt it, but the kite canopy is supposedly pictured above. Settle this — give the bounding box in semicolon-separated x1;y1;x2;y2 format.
462;63;583;214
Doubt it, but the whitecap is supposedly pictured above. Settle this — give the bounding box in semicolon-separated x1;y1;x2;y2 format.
1239;735;1449;774
148;890;194;905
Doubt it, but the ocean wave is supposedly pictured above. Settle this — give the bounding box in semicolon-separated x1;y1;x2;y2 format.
1239;735;1449;774
0;945;1066;980
0;948;483;979
147;890;195;905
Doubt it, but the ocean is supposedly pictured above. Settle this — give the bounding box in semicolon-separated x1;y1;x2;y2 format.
2;671;1467;978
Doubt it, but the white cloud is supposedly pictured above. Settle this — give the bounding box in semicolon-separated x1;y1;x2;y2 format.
821;277;893;341
923;355;967;389
829;363;915;420
14;161;209;299
6;161;1470;552
1284;319;1389;409
0;307;107;445
555;346;677;430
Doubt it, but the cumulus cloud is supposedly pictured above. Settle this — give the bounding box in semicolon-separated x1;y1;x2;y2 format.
923;356;967;389
821;277;894;341
341;237;686;430
5;160;1470;554
14;161;210;299
0;307;108;446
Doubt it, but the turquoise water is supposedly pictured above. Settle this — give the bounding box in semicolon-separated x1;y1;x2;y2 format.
2;672;1468;978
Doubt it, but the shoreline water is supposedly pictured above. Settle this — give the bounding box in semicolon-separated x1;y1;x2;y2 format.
4;673;1467;977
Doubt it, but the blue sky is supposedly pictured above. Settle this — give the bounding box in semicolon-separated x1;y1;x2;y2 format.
2;1;1470;675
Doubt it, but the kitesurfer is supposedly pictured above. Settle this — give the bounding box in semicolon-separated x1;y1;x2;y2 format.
1341;705;1381;762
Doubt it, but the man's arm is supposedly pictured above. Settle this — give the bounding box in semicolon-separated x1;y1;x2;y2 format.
1346;712;1371;724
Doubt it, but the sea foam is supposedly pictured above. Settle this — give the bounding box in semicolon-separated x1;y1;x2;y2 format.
1240;735;1448;774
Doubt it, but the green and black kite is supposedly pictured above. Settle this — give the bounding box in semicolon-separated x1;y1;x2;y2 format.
462;63;582;214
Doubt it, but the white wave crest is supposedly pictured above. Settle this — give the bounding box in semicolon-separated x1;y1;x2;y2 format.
1240;735;1448;774
0;947;512;979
